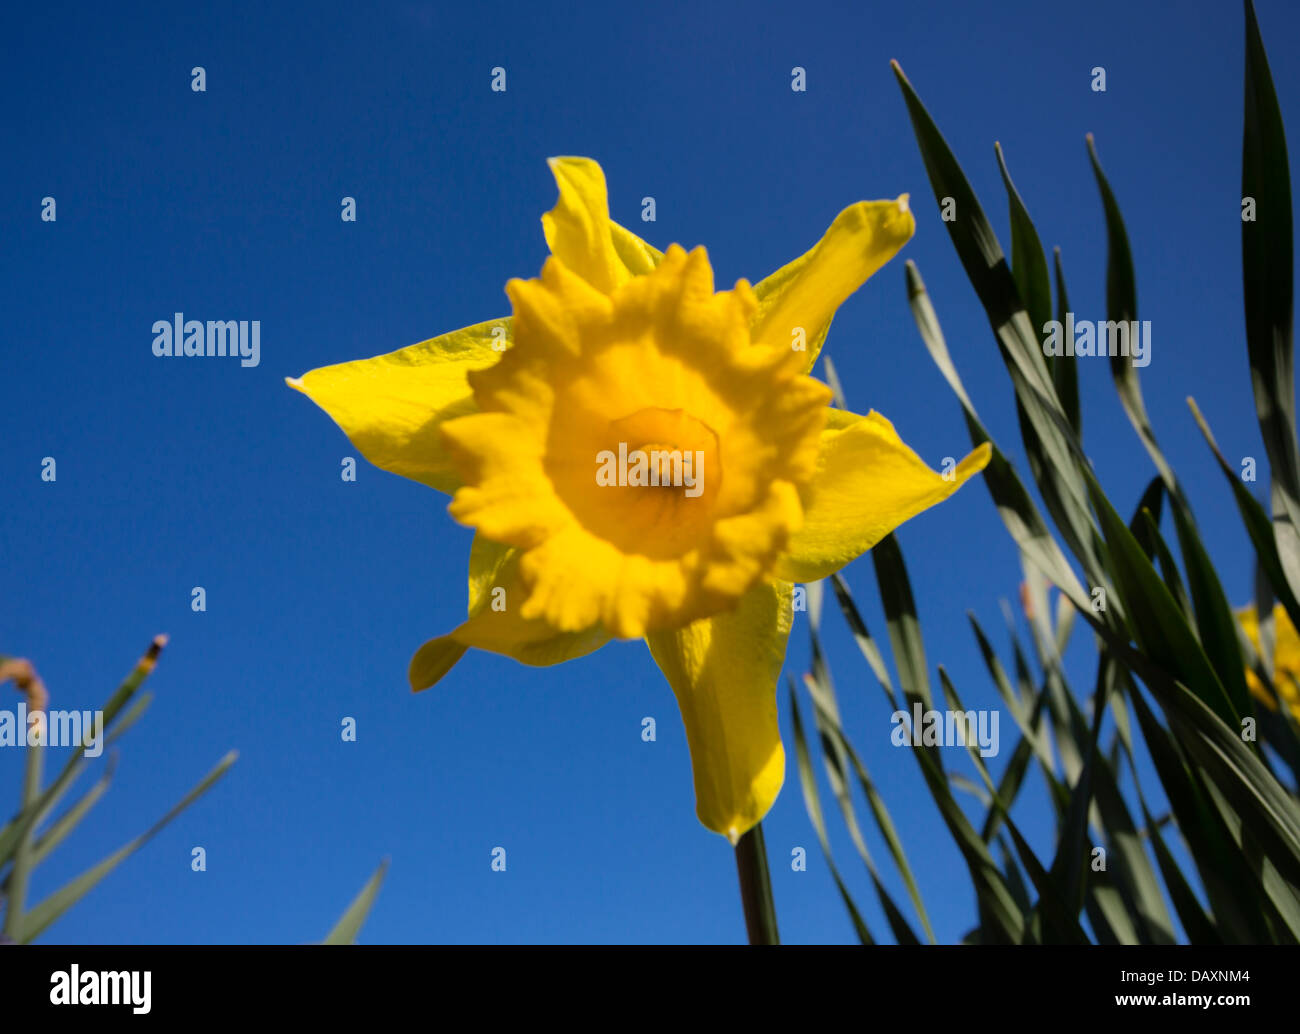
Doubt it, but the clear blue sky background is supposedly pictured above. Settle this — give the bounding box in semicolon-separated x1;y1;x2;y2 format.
2;0;1296;944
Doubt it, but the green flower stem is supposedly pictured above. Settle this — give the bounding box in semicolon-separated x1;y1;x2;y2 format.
733;822;779;945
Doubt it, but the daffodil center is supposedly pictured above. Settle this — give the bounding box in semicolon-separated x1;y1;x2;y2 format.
634;441;694;489
605;408;722;502
545;406;724;560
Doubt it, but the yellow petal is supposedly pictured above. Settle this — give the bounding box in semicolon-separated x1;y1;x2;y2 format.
774;411;991;582
409;637;467;693
441;412;573;548
409;533;609;691
1237;603;1300;717
467;533;513;613
825;406;860;431
645;579;792;843
541;157;631;295
750;197;915;371
287;319;506;495
1271;604;1300;683
610;219;664;276
410;532;513;691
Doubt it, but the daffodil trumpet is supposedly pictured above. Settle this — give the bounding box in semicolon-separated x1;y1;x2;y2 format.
289;157;990;854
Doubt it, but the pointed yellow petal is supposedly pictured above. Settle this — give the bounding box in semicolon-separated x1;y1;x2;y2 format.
451;597;610;666
448;547;610;664
750;197;915;371
645;580;792;843
408;533;610;691
410;532;514;692
409;637;468;692
774;411;991;583
541;157;662;279
610;218;664;276
287;318;506;495
540;157;630;295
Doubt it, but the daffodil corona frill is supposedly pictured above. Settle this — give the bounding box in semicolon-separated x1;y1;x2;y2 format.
289;157;990;843
1238;604;1300;719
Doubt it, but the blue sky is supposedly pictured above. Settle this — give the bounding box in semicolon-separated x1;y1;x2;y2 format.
2;0;1296;943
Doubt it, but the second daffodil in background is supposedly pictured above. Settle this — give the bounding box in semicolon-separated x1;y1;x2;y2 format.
1238;604;1300;719
289;157;990;844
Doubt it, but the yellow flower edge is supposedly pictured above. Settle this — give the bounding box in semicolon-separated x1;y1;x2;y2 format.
1238;603;1300;719
289;156;990;842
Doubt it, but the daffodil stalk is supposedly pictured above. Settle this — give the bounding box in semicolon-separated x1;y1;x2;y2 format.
734;823;779;944
290;158;988;937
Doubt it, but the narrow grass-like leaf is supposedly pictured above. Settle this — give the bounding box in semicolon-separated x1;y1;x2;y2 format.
937;667;1090;944
1086;880;1139;945
1089;477;1239;727
2;723;45;939
891;62;1054;402
0;637;166;868
809;690;935;939
17;751;237;943
1197;773;1300;941
806;602;912;937
1045;655;1107;924
906;261;1091;611
1189;397;1300;634
1129;481;1192;624
873;535;934;712
871;534;1026;943
829;573;901;710
31;756;116;868
1133;785;1222;944
789;683;874;944
968;615;1062;808
893;64;1103;584
950;772;991;808
802;612;935;942
1052;248;1082;436
1130;663;1300;941
1141;511;1194;625
322;859;390;946
1067;660;1176;944
1169;502;1255;723
1087;134;1183;502
997;835;1033;916
1243;0;1300;608
995;142;1052;348
1163;679;1300;883
991;141;1099;565
821;354;848;412
1126;680;1271;942
105;692;153;748
1255;557;1277;682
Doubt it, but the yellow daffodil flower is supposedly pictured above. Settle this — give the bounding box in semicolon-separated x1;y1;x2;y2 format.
288;157;990;842
1238;603;1300;719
